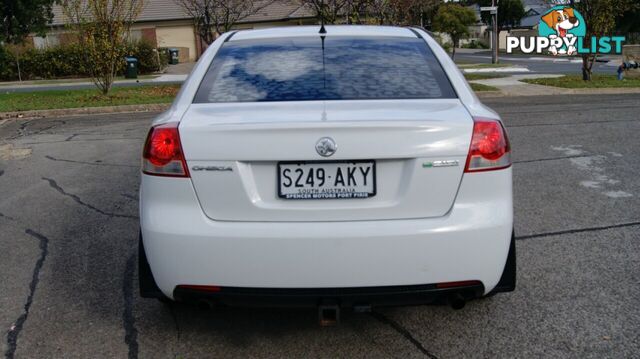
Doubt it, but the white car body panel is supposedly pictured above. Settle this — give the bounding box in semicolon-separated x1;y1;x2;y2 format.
141;168;512;297
140;25;513;300
180;100;472;221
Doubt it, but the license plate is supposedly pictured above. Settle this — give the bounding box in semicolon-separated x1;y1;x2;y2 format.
278;161;376;200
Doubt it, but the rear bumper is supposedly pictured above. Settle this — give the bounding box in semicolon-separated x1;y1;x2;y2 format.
140;168;513;300
172;283;485;308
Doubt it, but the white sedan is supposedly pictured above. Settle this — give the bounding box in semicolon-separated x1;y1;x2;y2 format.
139;26;515;314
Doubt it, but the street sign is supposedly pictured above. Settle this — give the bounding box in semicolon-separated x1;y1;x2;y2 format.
480;6;498;11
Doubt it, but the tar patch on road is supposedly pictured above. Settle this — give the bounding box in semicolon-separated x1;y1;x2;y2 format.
0;144;32;161
5;230;50;359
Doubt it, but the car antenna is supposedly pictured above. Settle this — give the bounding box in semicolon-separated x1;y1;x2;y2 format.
320;29;326;90
320;35;327;90
319;0;327;34
318;0;327;90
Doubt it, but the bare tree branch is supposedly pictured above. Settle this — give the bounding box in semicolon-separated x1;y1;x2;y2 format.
177;0;273;47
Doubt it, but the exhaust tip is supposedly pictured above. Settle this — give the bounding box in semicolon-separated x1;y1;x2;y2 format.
448;294;466;310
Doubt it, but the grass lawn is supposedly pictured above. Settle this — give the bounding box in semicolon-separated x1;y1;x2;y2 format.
0;85;180;112
464;73;508;81
470;83;500;92
0;82;501;112
520;75;640;88
0;75;159;86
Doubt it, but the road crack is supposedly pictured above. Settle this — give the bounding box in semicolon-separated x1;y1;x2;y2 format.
516;221;640;240
45;155;138;168
122;252;139;359
8;120;66;140
0;212;16;221
5;229;50;359
168;302;182;343
513;155;589;164
370;311;438;359
23;137;142;146
42;177;138;219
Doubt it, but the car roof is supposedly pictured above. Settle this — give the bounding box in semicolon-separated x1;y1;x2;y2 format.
229;25;418;42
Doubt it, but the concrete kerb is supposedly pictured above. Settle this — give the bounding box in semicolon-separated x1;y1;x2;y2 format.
0;103;170;120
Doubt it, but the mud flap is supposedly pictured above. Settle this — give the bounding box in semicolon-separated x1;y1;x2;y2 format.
489;231;516;294
139;232;164;298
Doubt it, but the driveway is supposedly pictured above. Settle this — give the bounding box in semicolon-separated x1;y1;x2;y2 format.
1;94;639;358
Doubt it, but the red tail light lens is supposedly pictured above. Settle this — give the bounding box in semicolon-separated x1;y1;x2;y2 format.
464;118;511;173
142;123;189;177
176;285;221;293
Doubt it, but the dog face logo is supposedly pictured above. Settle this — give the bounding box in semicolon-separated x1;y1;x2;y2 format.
538;6;586;56
541;8;579;37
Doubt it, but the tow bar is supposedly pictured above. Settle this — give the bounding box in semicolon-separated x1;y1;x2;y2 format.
318;305;340;326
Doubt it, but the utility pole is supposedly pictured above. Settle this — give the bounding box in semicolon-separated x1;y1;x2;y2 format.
481;2;499;64
492;0;498;64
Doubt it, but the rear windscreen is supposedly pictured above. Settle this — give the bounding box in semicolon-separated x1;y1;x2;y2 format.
193;36;456;103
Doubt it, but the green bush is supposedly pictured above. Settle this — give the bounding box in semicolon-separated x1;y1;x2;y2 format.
125;40;168;74
21;45;90;79
0;41;166;81
462;40;489;49
0;46;17;80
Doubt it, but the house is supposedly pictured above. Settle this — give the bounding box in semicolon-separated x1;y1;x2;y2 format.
519;0;553;29
497;0;552;48
37;0;317;61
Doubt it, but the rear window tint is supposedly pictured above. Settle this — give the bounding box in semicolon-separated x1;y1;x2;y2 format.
194;36;456;103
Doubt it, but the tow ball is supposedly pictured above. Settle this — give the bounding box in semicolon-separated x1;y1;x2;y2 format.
318;305;340;326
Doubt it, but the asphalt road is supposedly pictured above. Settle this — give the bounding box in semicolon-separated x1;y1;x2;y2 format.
1;94;639;358
454;51;617;75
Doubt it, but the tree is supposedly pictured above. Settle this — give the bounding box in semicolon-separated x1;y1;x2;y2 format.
61;0;144;94
301;0;439;27
572;0;633;80
477;0;526;31
615;1;640;42
300;0;349;24
364;0;394;24
389;0;440;27
1;0;55;44
178;0;272;46
1;0;56;82
433;3;476;60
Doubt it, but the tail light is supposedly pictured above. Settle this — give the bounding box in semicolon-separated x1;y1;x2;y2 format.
142;122;189;177
464;117;511;173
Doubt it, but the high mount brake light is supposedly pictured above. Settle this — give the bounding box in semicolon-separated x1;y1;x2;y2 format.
464;118;511;173
142;122;189;177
